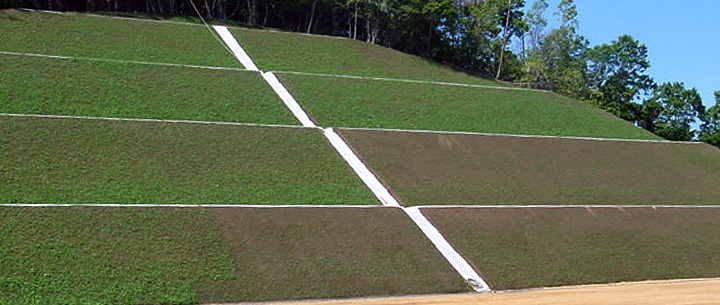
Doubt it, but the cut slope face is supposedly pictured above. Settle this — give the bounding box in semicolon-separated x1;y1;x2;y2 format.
0;54;296;125
280;74;658;139
0;9;237;66
1;117;377;205
230;27;501;85
0;207;239;305
340;129;720;206
205;207;467;302
422;207;720;290
0;206;468;304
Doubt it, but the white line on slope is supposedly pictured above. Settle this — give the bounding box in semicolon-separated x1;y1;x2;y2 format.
270;70;549;93
212;25;259;71
262;72;318;127
0;204;384;208
4;203;717;209
210;26;317;127
195;28;496;292
16;8;200;26
323;128;400;207
1;50;692;144
0;113;309;129
339;126;699;145
0;51;250;72
404;207;490;292
417;205;720;209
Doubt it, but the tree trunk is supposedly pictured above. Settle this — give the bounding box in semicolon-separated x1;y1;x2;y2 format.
495;0;512;80
366;16;370;43
353;1;358;39
307;0;317;33
426;20;433;57
263;0;269;26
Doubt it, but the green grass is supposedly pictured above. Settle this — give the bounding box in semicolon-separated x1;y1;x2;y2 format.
423;207;720;290
204;207;468;302
0;207;467;304
0;54;297;125
230;27;505;85
340;129;720;206
0;117;378;205
0;9;238;66
0;207;240;305
281;74;659;139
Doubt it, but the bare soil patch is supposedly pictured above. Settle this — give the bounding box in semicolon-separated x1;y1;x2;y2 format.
340;129;720;205
200;207;468;302
422;207;720;290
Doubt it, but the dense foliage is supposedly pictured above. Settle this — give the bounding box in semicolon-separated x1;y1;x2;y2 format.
3;0;719;146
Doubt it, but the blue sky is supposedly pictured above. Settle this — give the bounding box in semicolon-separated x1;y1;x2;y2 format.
539;0;719;110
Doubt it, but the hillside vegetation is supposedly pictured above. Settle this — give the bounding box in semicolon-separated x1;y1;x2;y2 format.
0;9;237;66
0;207;467;304
280;74;658;139
341;129;720;206
1;117;377;205
424;207;720;290
0;54;296;124
230;27;501;86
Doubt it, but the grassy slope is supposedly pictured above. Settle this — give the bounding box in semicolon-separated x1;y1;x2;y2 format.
281;74;658;139
230;27;502;85
0;207;240;305
0;207;467;304
0;9;237;66
0;55;297;125
423;207;720;290
340;129;720;206
203;207;467;302
0;117;377;205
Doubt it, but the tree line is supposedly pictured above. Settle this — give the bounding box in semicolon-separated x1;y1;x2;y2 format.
4;0;719;146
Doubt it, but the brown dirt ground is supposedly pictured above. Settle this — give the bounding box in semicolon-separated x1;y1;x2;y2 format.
422;207;720;290
243;278;720;305
199;207;468;302
339;129;720;205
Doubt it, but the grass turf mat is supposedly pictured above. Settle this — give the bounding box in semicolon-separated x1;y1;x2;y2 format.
230;27;505;86
0;54;297;125
202;207;467;301
422;207;720;290
339;129;720;206
279;74;658;140
0;207;240;305
0;117;377;204
0;9;238;66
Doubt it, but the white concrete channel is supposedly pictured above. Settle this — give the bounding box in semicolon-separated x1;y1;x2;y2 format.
212;25;490;292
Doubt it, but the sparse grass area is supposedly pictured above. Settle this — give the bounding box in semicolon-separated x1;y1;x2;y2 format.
203;207;467;302
0;207;240;305
0;9;238;66
0;117;378;205
340;129;720;206
0;207;467;304
0;54;297;125
423;207;720;290
230;27;504;85
281;74;659;139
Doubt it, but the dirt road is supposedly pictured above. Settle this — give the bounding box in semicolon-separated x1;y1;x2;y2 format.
238;278;720;305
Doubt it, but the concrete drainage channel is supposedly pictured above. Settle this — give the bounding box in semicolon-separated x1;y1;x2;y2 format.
212;25;491;293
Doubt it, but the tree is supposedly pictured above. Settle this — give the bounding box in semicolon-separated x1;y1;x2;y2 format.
495;0;525;80
524;0;548;51
699;90;720;147
585;35;655;121
522;0;587;96
640;82;704;141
